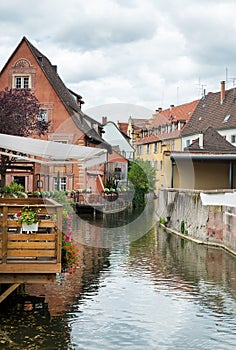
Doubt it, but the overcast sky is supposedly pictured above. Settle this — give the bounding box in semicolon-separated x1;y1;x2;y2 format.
0;0;236;121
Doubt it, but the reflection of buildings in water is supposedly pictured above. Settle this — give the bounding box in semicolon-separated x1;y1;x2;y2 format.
26;244;111;317
127;225;236;311
74;211;133;249
1;295;71;349
76;216;111;248
74;199;158;250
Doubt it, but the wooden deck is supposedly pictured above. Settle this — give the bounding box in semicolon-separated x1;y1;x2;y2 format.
0;198;62;275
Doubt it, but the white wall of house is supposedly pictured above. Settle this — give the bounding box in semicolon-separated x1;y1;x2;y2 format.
181;135;199;150
103;122;134;159
218;128;236;145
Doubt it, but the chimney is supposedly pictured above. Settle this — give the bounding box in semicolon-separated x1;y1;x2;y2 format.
155;107;162;113
221;80;225;104
170;104;174;110
38;56;43;66
199;132;204;149
102;116;107;125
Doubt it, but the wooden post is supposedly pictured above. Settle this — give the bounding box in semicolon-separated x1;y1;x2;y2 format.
56;206;62;264
2;206;8;264
0;283;20;303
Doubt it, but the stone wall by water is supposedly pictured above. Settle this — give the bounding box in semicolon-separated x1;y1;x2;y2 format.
158;188;236;255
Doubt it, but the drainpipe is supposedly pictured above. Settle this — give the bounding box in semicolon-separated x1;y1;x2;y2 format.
171;160;175;188
229;161;233;189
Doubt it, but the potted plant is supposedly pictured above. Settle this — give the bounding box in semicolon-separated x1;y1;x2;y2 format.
33;190;40;198
70;190;76;197
0;181;28;198
17;206;41;233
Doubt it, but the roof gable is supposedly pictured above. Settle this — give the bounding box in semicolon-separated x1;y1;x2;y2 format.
0;37;107;147
24;37;82;117
185;126;236;152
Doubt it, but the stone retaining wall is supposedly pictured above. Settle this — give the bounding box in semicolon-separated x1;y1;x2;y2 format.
158;188;236;255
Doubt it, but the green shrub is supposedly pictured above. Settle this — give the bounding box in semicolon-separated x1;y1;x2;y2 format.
180;220;185;234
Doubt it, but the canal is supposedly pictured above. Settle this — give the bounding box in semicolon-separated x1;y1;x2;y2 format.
1;200;236;349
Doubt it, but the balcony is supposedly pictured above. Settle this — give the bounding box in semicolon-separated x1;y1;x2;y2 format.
0;198;62;277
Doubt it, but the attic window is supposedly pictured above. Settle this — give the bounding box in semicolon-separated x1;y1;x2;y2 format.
14;76;30;89
11;58;36;91
223;114;231;123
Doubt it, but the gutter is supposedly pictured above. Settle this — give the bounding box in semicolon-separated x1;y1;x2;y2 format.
170;153;236;161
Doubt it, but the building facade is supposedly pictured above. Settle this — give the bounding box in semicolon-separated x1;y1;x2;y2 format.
0;37;110;192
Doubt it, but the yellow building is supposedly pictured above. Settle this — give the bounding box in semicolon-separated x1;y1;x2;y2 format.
134;101;199;190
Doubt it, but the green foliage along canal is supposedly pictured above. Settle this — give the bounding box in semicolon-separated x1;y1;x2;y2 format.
1;200;236;349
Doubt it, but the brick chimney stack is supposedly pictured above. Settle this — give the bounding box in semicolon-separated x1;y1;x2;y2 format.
102;116;107;125
221;80;225;104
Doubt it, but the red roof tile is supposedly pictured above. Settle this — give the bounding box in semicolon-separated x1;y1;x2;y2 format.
117;122;128;135
149;100;199;128
136;134;159;145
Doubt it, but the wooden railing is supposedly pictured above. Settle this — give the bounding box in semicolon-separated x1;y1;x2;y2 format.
73;191;133;214
0;198;62;274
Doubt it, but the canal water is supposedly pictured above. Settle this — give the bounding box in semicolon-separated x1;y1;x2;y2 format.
1;200;236;349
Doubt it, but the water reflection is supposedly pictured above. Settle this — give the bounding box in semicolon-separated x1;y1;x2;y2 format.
1;205;236;349
73;197;159;248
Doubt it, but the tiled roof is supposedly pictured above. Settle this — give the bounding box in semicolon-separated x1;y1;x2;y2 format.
136;100;200;144
156;130;182;141
136;134;159;145
149;100;199;128
181;87;236;136
21;37;107;146
129;117;149;130
117;122;128;135
185;126;236;152
149;113;168;127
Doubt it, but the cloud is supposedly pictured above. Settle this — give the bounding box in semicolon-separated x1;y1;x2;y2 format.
1;0;236;118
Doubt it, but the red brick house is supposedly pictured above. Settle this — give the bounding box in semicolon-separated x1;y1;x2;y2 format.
0;37;111;192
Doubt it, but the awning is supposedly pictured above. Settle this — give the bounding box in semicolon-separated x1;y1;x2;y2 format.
170;152;236;161
0;133;107;168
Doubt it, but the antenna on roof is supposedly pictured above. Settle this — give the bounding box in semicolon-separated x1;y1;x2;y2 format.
228;77;236;87
196;78;206;98
228;76;236;100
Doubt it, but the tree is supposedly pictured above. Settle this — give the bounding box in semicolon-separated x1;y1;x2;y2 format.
0;88;50;186
128;158;156;207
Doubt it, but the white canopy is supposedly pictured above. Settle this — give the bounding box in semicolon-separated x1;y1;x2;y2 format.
0;133;107;168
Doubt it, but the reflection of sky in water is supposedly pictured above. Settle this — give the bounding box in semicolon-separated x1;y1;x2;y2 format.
11;206;236;350
70;250;236;350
